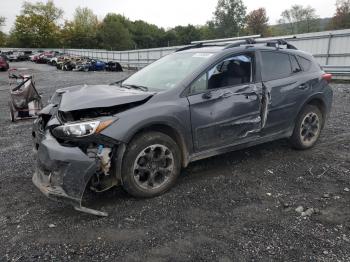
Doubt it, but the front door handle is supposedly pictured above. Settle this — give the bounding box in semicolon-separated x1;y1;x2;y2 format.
202;90;233;100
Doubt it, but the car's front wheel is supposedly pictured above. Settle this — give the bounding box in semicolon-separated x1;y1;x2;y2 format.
290;105;323;149
121;132;181;198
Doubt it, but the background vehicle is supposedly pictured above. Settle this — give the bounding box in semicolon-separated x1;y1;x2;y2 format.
0;56;9;71
17;51;33;61
106;61;123;72
29;51;45;62
74;59;106;71
48;53;64;66
35;53;54;64
32;39;333;215
7;51;20;62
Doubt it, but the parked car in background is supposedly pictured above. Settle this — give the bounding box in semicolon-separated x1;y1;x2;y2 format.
0;52;9;61
17;51;33;61
48;53;65;66
74;59;106;72
7;52;20;62
106;61;123;72
62;57;84;71
0;56;9;71
30;52;44;62
36;52;55;64
30;50;51;62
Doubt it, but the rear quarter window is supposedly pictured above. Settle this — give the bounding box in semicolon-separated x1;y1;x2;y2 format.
297;56;312;71
290;55;302;73
261;51;292;81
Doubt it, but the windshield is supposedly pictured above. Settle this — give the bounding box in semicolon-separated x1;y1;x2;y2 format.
123;52;214;91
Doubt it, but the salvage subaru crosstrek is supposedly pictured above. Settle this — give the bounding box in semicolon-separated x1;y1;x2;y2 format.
32;39;333;216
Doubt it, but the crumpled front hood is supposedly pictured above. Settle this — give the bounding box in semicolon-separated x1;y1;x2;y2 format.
57;84;154;112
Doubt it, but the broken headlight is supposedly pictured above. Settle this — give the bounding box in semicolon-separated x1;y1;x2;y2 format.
52;119;114;138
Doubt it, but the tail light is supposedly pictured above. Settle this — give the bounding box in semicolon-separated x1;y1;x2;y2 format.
322;73;332;83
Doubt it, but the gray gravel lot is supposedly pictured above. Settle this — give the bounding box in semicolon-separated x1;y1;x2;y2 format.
0;62;350;261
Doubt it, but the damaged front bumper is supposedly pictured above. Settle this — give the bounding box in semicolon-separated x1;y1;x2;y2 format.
32;124;111;216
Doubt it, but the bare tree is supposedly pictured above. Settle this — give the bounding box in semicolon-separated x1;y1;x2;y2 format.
246;8;269;36
330;0;350;29
0;17;5;27
279;5;318;34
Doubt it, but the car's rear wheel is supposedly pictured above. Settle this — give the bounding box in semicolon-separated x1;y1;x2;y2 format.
121;132;181;198
290;105;323;149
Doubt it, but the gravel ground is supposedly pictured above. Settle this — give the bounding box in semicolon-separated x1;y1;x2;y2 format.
0;62;350;261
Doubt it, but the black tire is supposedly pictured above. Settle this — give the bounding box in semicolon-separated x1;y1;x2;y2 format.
290;105;323;150
8;102;15;122
121;131;181;198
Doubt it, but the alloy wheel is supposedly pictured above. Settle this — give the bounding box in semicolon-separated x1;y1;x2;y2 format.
300;112;320;146
132;144;174;190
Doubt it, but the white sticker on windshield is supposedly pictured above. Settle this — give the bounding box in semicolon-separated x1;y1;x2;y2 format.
192;53;213;58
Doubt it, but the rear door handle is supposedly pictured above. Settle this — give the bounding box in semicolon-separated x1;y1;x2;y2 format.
220;91;233;98
241;91;258;100
298;84;308;90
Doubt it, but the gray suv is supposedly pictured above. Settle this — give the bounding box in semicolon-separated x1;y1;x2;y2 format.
32;39;333;215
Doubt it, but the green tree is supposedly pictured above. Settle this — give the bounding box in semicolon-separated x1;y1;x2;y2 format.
161;30;178;47
0;17;6;46
213;0;247;37
63;7;99;48
10;1;62;47
97;13;133;50
198;21;218;40
246;8;269;36
279;5;319;34
130;20;166;48
171;25;202;45
329;0;350;29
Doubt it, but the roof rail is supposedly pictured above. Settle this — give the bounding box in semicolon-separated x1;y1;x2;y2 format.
224;38;256;49
223;38;298;50
191;35;261;45
175;43;203;52
176;37;297;53
255;39;298;50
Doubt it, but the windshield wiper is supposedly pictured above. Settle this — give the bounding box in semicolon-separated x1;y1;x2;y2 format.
122;84;149;92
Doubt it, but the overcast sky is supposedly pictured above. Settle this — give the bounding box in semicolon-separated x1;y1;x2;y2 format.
0;0;337;33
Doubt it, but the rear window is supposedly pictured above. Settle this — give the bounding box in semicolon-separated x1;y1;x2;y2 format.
261;51;292;81
297;56;312;71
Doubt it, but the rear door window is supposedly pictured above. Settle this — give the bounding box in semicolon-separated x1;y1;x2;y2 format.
261;51;292;81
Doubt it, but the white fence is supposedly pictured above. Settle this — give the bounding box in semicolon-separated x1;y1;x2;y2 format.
60;29;350;70
2;29;350;76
